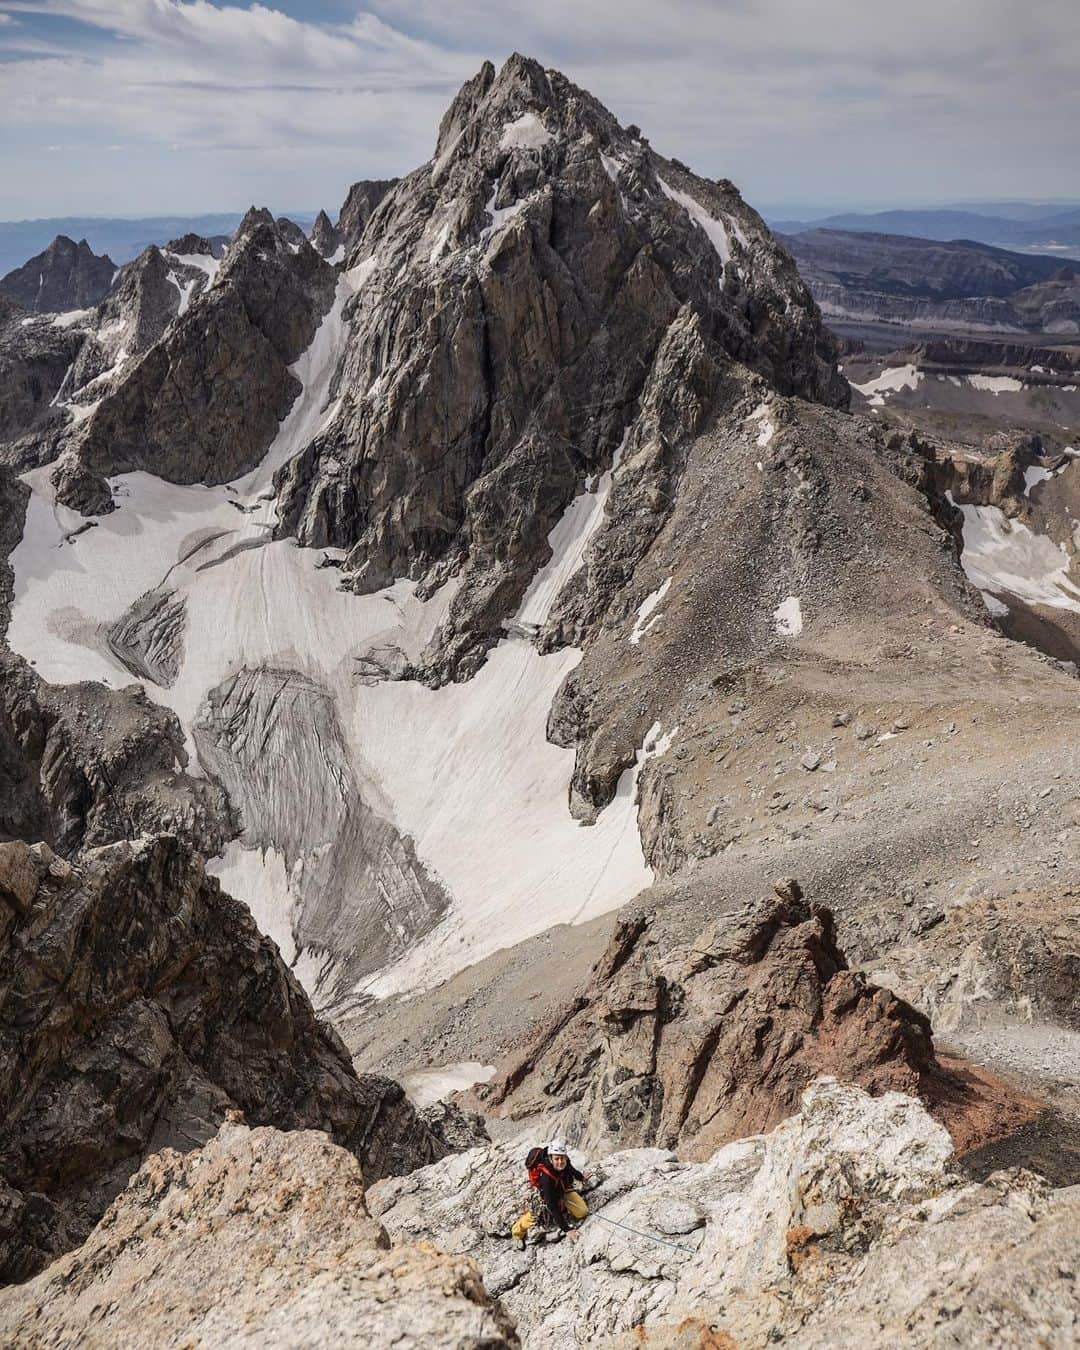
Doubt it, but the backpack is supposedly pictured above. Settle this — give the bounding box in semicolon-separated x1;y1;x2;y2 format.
525;1146;558;1191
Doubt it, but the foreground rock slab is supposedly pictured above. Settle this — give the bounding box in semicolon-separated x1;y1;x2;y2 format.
371;1080;1079;1349
0;1122;517;1349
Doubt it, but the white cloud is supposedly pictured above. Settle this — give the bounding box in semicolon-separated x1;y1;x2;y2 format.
0;1;1077;216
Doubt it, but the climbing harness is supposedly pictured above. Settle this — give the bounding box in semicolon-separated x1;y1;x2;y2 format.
591;1212;697;1255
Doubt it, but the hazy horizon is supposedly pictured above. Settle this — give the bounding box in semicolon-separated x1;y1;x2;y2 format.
5;196;1080;233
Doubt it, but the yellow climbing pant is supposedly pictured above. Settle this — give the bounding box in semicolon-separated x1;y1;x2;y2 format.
511;1190;588;1241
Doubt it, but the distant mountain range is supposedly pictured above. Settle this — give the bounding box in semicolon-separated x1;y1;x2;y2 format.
768;206;1080;259
0;214;316;277
780;228;1079;335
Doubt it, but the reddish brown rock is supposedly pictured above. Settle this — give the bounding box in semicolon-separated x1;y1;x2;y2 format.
484;882;1027;1159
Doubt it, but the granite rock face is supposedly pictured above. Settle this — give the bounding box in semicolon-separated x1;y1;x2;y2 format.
0;1121;517;1349
60;242;215;414
0;298;81;454
0;834;445;1283
336;178;397;252
273;54;845;678
0;236;116;315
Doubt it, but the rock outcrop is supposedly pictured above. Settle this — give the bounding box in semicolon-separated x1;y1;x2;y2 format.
0;1121;517;1348
483;884;1027;1158
0;834;445;1282
370;1079;1079;1349
52;210;336;512
336;178;396;252
0;236;116;315
310;208;341;258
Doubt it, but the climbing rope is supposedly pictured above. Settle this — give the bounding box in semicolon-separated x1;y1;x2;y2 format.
590;1212;697;1255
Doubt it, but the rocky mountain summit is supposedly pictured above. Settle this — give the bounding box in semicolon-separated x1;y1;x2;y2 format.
336;178;396;253
309;208;341;259
275;54;845;677
0;236;116;315
52;208;337;513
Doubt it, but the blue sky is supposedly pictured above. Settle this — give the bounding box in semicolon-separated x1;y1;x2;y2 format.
1;1;1077;220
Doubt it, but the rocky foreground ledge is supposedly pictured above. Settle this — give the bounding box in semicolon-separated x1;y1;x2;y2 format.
371;1080;1079;1348
4;1081;1072;1347
0;1122;516;1349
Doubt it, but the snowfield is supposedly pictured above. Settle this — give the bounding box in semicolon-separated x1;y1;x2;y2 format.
773;595;803;636
499;111;552;151
849;364;923;406
8;269;654;1004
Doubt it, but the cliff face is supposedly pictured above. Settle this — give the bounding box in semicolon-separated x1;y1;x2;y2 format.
0;835;446;1283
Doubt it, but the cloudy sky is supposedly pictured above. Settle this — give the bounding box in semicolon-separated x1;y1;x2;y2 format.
1;0;1077;220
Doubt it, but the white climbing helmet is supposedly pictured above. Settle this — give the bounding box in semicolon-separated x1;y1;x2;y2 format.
546;1140;569;1158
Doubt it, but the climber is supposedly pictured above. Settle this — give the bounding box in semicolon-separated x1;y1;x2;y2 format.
511;1141;589;1250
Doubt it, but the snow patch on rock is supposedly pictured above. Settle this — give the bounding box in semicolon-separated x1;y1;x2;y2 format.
773;595;803;636
164;251;220;287
517;434;625;629
403;1063;496;1108
967;373;1024;394
957;504;1080;614
657;177;733;268
849;363;923;406
500;112;552;151
629;576;672;645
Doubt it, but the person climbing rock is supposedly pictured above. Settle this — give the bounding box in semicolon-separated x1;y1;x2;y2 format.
511;1141;589;1250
